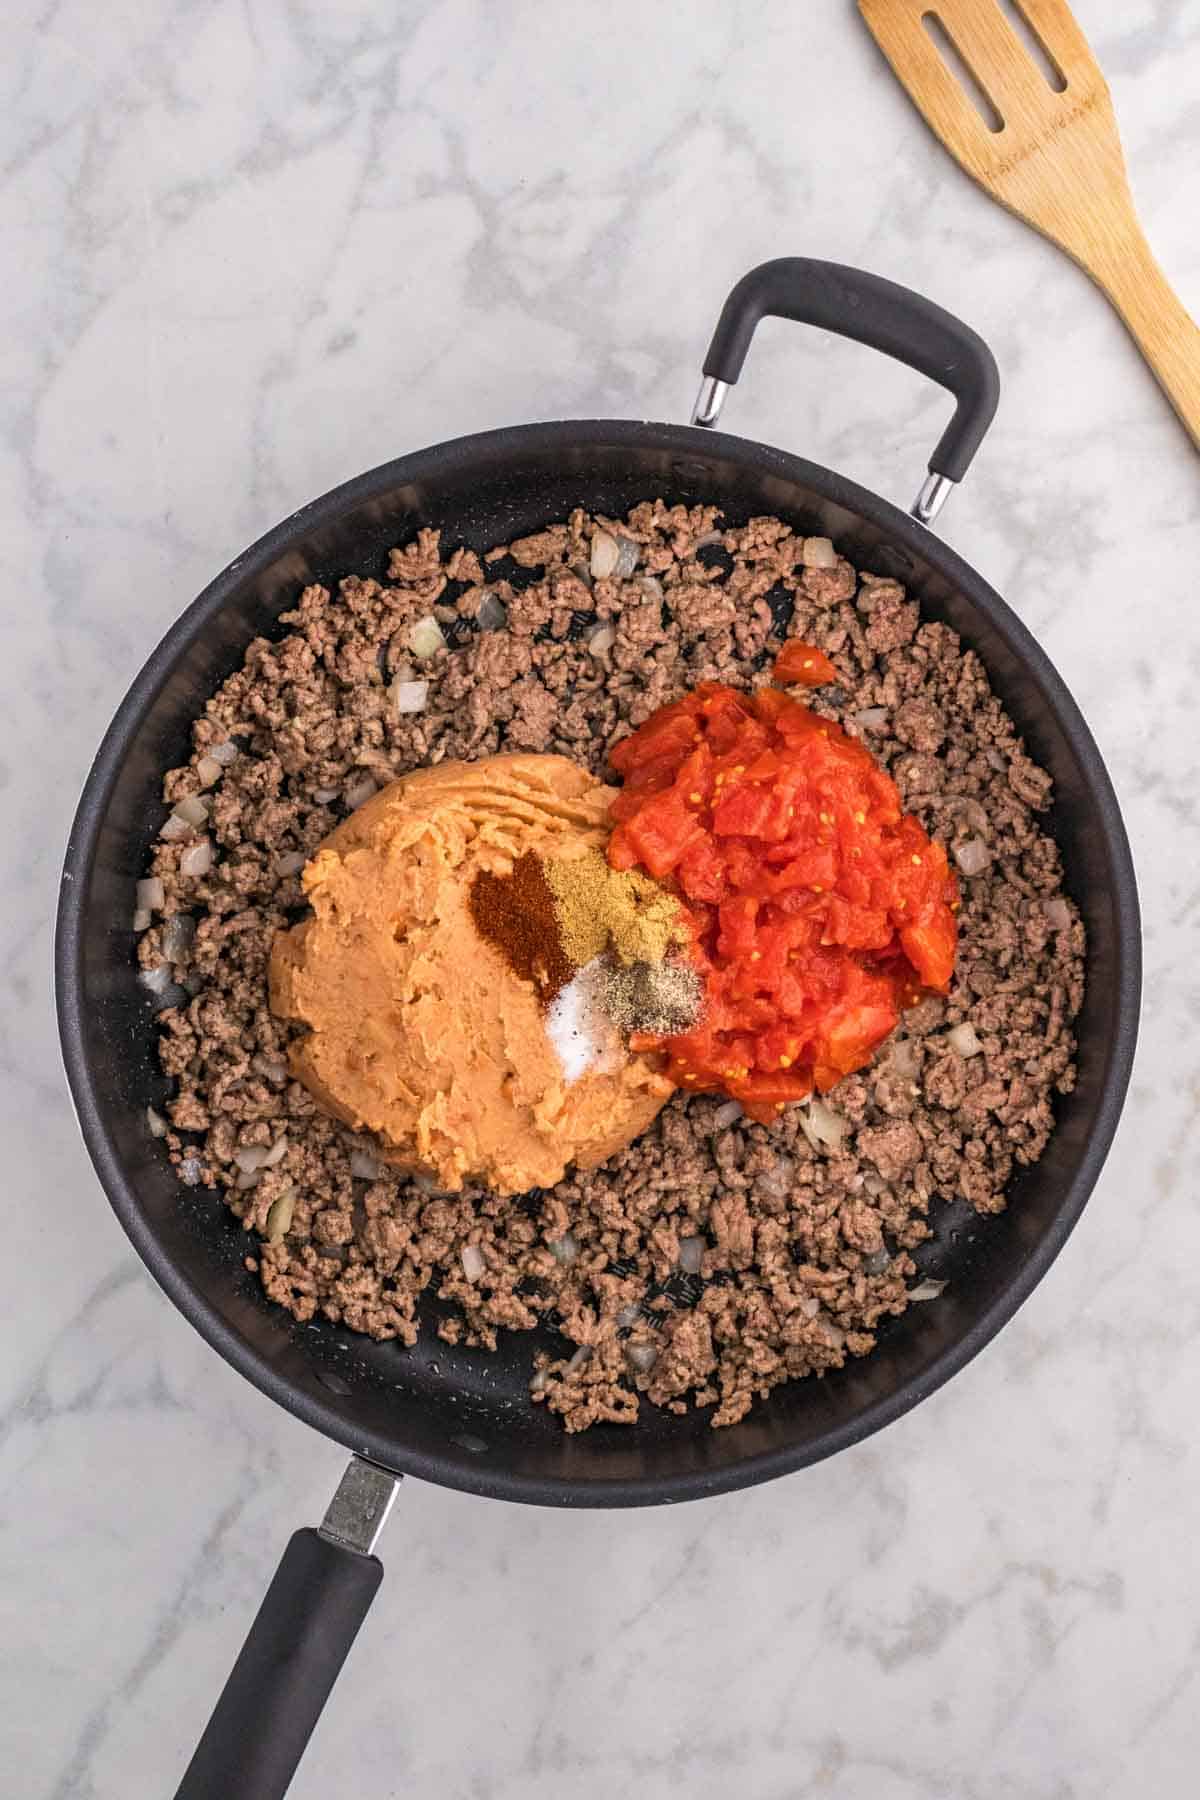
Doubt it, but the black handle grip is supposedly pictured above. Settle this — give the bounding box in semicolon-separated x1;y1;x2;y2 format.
703;258;999;483
175;1528;382;1800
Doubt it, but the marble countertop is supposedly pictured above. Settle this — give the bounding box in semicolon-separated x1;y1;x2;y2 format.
5;2;1199;1795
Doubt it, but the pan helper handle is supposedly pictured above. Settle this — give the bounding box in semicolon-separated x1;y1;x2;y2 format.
691;257;1000;526
175;1458;399;1800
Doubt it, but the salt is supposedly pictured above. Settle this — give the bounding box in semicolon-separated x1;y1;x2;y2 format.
546;959;622;1083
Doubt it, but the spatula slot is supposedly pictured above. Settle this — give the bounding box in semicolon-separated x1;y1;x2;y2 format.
998;0;1068;93
920;11;1005;133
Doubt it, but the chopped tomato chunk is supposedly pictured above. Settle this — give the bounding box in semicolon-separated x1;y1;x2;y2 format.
774;640;840;688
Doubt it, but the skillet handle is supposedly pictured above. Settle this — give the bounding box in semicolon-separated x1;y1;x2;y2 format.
692;257;1000;525
175;1460;398;1800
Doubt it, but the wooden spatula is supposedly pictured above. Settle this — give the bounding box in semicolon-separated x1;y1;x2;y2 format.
859;0;1200;447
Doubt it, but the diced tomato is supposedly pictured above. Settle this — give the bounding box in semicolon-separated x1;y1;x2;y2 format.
774;640;840;688
610;791;704;878
820;984;899;1073
900;914;957;992
609;705;699;776
677;837;728;903
711;781;795;843
735;1071;816;1123
699;686;756;753
753;1025;805;1071
716;895;760;960
606;671;958;1110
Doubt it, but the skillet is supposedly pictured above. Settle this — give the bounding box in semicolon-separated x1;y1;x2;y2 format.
55;259;1140;1798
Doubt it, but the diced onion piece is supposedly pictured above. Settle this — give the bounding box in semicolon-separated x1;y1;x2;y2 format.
195;755;223;789
275;851;305;878
312;786;340;805
391;678;429;715
261;1135;289;1168
948;1021;982;1058
612;536;640;579
343;775;377;812
626;1343;657;1374
616;1302;642;1328
1043;896;1071;930
139;963;175;996
146;1106;169;1139
948;795;990;838
178;1156;204;1188
252;1053;288;1086
159;813;192;842
566;1344;593;1374
236;1167;261;1192
179;837;213;880
530;1369;550;1395
234;1144;269;1175
889;1036;920;1079
819;1314;846;1349
476;591;508;631
711;1100;743;1130
954;836;991;877
758;1156;794;1202
802;536;838;569
407;615;447;660
132;908;152;933
209;740;239;766
693;529;724;549
266;1186;295;1242
161;913;197;964
548;1232;578;1265
172;794;210;828
588;625;616;658
590;530;620;579
137;876;165;912
852;707;888;731
863;1248;891;1276
798;1294;821;1319
349;1149;385;1181
461;1244;486;1281
678;1235;705;1275
799;1097;847;1153
909;1277;947;1302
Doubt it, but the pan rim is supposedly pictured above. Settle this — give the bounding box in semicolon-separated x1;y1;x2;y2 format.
55;417;1141;1507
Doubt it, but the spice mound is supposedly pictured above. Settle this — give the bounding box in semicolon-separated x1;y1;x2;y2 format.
269;755;674;1194
470;840;701;1067
608;664;959;1122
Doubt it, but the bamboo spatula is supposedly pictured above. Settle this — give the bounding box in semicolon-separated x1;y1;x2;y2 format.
859;0;1200;447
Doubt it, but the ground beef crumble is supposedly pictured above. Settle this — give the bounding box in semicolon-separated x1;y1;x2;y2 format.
141;503;1085;1431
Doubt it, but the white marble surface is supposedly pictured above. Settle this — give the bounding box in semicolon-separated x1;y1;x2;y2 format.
4;2;1199;1794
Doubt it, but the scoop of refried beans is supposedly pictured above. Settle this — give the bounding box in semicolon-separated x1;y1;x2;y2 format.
139;504;1084;1432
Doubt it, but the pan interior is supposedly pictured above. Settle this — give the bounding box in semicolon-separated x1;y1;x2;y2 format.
59;423;1137;1504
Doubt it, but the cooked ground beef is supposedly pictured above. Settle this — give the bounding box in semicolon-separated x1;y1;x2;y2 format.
140;504;1084;1431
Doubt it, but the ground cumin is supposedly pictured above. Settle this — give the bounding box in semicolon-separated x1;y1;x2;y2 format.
469;852;573;1000
545;849;686;969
